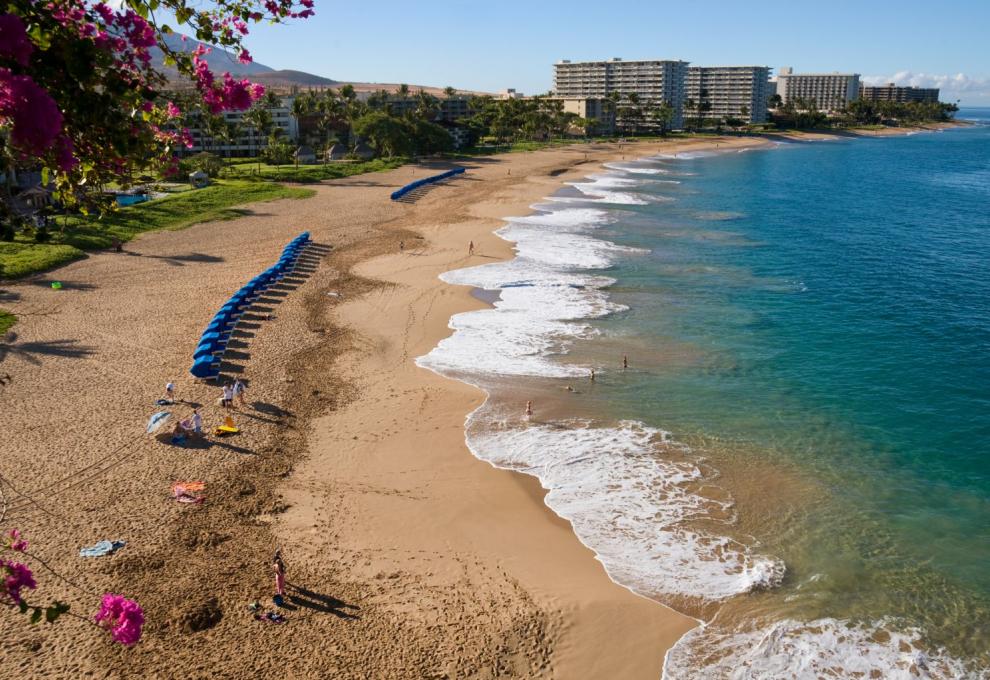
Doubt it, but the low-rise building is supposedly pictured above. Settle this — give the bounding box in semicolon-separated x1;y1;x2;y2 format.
559;97;616;135
686;66;772;124
776;67;860;112
859;83;939;103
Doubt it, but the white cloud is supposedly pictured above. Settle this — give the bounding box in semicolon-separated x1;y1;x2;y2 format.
862;71;990;101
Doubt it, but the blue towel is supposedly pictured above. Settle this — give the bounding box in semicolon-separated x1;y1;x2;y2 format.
79;540;125;558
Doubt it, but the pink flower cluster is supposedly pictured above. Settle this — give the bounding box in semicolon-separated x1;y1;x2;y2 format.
1;559;37;605
0;68;63;153
94;593;145;646
191;45;264;113
0;13;34;66
6;529;27;552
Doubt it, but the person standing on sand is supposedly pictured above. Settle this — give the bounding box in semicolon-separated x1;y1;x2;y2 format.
468;241;475;256
164;382;175;403
622;355;628;370
191;408;202;437
590;369;596;382
273;550;286;599
399;240;404;252
525;400;533;417
233;378;247;408
221;383;233;409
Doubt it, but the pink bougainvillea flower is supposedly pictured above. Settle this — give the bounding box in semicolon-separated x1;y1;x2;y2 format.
165;101;181;119
1;560;37;604
6;528;27;552
0;68;63;154
0;13;34;66
94;593;144;646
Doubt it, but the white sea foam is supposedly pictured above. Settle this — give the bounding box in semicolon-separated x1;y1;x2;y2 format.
419;195;783;597
603;162;671;175
663;618;982;680
468;420;785;601
654;151;719;160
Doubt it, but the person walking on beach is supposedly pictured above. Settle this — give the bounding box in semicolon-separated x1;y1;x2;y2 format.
164;382;175;403
399;240;404;252
525;400;533;417
233;378;247;408
622;355;628;370
468;241;475;256
221;384;233;409
273;550;287;601
590;369;596;383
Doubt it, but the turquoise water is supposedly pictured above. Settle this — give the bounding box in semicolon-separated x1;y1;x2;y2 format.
588;116;990;669
419;113;990;675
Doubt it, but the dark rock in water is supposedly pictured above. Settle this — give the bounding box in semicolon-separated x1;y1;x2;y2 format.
177;598;222;634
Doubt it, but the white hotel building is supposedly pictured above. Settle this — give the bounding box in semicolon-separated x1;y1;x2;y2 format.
775;67;861;112
553;58;689;128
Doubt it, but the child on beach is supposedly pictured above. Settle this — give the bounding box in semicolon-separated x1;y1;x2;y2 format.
233;378;246;408
221;384;233;408
191;409;202;436
164;382;175;403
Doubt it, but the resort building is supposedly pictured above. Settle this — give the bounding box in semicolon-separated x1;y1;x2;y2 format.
553;58;689;128
183;97;299;157
686;66;772;123
776;67;861;112
860;83;940;103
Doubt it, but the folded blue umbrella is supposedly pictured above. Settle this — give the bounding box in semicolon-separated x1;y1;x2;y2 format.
190;357;218;378
80;540;125;558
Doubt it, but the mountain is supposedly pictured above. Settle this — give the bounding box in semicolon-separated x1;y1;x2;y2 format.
153;33;483;96
154;33;275;78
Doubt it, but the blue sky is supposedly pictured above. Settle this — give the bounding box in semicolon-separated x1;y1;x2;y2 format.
242;0;990;105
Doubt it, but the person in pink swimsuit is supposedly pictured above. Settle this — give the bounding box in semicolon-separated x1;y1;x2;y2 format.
273;550;286;599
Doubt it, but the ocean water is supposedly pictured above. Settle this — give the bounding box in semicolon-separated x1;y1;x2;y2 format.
419;112;990;678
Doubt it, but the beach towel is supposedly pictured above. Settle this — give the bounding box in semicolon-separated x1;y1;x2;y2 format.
171;481;206;493
156;399;173;406
253;612;286;624
214;415;239;436
171;481;206;504
79;540;125;558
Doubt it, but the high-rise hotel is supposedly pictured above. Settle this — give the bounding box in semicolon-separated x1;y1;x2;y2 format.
686;66;772;123
775;67;861;112
553;58;689;128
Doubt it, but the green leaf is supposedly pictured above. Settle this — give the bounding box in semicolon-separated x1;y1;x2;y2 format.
45;602;70;624
30;607;42;625
175;7;193;23
41;167;49;185
163;54;176;67
18;600;29;615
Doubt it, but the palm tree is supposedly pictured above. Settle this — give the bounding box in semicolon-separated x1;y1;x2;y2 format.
242;104;273;172
651;101;675;136
444;86;457;100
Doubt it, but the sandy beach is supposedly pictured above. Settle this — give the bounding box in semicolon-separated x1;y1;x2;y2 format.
1;128;912;677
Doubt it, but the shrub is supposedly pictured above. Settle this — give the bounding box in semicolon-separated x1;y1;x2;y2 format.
187;152;223;178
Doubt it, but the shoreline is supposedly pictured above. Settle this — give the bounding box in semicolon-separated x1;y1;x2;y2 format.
0;124;971;676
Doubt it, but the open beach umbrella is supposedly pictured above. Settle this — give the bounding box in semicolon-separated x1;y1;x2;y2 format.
146;411;172;434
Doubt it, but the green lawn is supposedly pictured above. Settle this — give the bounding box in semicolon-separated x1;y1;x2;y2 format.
221;157;406;183
0;309;15;334
0;180;314;279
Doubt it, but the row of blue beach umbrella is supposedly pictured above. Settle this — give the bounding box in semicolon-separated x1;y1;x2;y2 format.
190;232;311;379
390;167;465;201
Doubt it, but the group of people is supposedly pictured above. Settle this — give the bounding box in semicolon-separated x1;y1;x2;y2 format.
221;379;247;409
